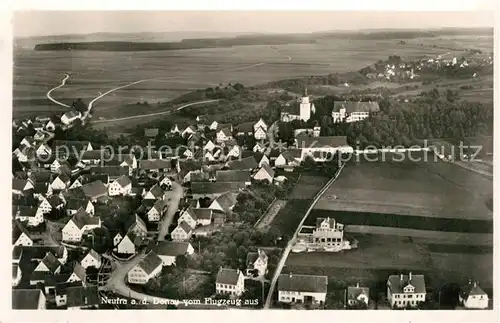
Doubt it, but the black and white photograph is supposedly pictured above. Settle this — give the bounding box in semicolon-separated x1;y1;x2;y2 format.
7;4;497;316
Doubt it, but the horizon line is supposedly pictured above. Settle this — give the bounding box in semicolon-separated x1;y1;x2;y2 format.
15;26;494;39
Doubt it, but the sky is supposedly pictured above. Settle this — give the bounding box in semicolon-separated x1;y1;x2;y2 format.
13;11;495;38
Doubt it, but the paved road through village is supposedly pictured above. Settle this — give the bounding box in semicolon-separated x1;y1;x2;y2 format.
157;181;184;241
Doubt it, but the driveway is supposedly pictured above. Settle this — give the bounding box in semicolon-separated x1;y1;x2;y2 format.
158;181;184;241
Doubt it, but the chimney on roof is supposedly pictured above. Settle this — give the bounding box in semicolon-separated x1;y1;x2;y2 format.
409;272;412;282
400;274;403;282
356;282;359;288
474;282;477;288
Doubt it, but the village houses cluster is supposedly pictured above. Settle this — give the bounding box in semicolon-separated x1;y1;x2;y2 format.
11;88;489;309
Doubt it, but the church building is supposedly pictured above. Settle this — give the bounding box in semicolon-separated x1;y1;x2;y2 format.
280;87;315;122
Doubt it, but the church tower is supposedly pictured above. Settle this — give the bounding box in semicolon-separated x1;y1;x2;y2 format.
299;86;311;122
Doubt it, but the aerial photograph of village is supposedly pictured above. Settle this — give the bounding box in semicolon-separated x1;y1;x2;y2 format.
11;11;493;310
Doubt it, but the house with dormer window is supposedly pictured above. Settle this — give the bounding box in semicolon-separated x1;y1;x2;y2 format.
387;273;426;308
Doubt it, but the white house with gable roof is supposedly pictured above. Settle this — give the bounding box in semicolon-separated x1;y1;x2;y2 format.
215;267;245;297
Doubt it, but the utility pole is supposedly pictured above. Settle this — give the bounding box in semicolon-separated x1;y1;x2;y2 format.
198;240;201;253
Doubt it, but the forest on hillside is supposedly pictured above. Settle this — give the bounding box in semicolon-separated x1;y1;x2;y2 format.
278;89;493;148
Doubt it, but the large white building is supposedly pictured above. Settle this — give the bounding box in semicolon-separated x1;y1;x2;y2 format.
280;87;315;122
331;101;380;123
278;273;328;305
387;273;426;308
312;217;345;247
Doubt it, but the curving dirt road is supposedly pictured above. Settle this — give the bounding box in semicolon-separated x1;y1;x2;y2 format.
46;73;71;107
80;62;268;124
269;46;292;61
82;79;154;121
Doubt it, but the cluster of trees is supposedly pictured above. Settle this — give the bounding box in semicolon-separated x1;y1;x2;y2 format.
261;71;370;94
168;82;255;106
276;90;492;149
52;123;114;146
143;265;215;300
71;98;88;114
35;35;315;52
301;153;343;175
231;186;276;224
187;223;282;273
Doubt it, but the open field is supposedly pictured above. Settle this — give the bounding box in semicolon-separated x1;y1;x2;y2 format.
313;154;492;221
288;174;330;199
284;234;493;292
345;225;493;246
401;35;494;53
269;199;311;239
14;34;491;118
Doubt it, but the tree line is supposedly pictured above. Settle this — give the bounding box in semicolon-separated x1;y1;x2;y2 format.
276;89;492;149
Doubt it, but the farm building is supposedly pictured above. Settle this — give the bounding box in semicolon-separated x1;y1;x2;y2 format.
277;273;328;305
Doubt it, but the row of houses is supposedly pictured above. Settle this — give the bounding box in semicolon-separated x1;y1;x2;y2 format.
146;117;269;143
12;243;101;309
275;272;489;309
13;108;84;140
12;115;104;310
